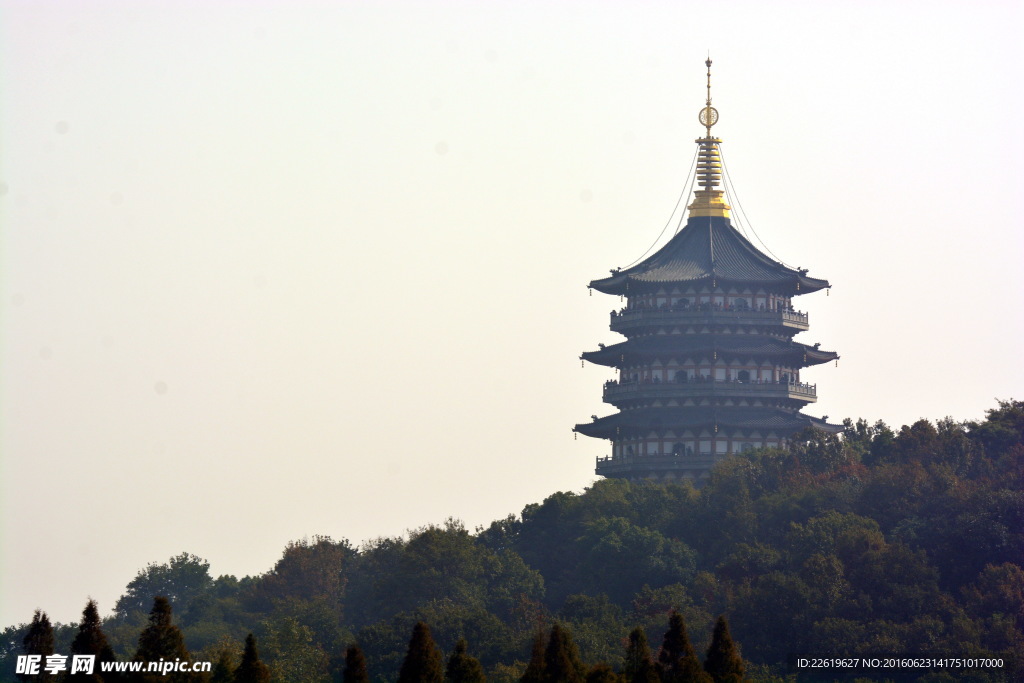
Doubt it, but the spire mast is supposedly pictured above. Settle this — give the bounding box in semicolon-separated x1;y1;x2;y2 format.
704;56;714;138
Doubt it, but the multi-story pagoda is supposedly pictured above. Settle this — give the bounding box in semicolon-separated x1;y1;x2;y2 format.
574;60;839;483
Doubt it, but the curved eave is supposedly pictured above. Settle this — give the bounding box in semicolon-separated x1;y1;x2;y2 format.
574;406;836;439
588;217;830;297
591;273;830;297
582;337;839;368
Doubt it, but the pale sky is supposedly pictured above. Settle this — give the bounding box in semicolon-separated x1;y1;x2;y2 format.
2;0;1022;627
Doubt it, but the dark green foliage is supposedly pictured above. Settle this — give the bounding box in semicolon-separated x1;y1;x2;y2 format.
703;617;744;683
559;594;625;665
69;600;117;682
342;644;369;683
5;400;1018;680
21;610;55;682
132;597;194;682
115;555;213;622
233;634;270;683
248;536;352;677
397;621;444;683
542;624;585;683
446;638;487;683
656;612;709;683
620;627;657;683
257;615;330;682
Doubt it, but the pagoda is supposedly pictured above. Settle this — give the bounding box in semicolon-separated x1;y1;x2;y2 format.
573;60;839;483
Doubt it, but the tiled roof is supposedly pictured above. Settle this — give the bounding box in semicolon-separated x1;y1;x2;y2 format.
574;406;840;439
590;216;829;295
582;334;839;367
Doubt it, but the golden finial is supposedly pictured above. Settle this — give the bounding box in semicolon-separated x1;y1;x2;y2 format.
688;56;730;218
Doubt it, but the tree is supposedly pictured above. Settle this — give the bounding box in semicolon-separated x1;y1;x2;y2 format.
233;634;270;683
621;628;657;683
21;610;55;682
542;624;585;683
115;554;213;621
209;649;234;683
703;617;745;683
69;600;117;682
397;622;444;683
520;630;546;683
132;597;194;682
656;612;709;683
446;639;487;683
341;644;369;683
259;615;330;683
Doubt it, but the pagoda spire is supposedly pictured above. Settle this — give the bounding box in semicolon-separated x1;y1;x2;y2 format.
688;57;731;218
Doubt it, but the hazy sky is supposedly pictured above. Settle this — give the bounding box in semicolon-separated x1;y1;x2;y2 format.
2;0;1022;627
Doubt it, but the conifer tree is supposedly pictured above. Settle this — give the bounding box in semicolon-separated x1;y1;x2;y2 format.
621;627;658;683
657;612;710;683
209;650;234;683
397;621;444;683
234;634;271;683
21;610;55;682
542;623;585;683
69;600;117;682
520;629;546;683
445;639;487;683
132;597;193;682
342;644;369;683
703;617;745;683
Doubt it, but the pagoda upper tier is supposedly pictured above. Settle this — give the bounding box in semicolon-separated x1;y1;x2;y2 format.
590;215;830;297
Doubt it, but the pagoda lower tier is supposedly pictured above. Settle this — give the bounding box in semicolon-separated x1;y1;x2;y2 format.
575;405;840;483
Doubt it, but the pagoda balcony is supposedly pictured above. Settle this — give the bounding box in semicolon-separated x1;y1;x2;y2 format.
610;306;809;333
595;452;721;477
602;377;817;404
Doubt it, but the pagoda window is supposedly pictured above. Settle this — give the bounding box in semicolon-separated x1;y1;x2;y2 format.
699;440;712;454
716;441;728;454
715;368;726;381
737;370;751;382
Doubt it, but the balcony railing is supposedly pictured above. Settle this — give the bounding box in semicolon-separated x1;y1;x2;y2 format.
610;306;808;332
595;452;722;476
602;377;817;403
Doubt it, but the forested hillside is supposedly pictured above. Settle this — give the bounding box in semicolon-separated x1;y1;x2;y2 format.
3;400;1022;682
